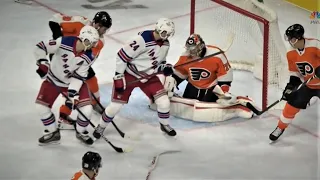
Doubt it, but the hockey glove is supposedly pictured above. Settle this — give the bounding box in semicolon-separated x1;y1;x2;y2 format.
36;59;49;79
282;76;301;101
113;73;126;93
158;64;174;76
282;83;296;101
65;89;79;110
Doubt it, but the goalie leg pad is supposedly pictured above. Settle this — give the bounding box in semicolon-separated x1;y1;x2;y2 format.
36;103;57;132
154;95;170;125
99;102;124;128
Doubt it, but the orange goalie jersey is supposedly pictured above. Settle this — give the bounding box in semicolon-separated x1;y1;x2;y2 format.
174;45;232;89
51;14;104;57
287;38;320;89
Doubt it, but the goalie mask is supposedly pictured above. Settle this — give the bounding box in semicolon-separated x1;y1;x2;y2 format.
155;18;175;40
185;34;206;57
78;26;100;51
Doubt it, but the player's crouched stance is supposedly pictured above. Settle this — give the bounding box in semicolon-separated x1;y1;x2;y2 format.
93;18;177;138
152;34;254;122
34;26;100;145
269;24;320;141
71;151;102;180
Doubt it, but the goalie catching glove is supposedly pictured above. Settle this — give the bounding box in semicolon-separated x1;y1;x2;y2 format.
212;85;237;106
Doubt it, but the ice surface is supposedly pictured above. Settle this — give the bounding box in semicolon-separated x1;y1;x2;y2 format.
0;0;318;179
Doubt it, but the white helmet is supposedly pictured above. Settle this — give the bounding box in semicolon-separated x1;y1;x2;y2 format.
78;25;100;50
155;18;175;40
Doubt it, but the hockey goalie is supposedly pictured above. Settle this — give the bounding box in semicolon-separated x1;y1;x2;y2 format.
150;34;255;122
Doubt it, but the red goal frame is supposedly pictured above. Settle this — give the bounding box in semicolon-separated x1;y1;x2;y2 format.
190;0;271;109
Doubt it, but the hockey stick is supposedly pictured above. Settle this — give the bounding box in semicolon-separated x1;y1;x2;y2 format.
90;92;140;140
246;75;316;116
145;150;181;180
46;76;132;153
127;33;235;86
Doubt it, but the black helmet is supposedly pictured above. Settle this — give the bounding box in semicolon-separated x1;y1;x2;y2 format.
93;11;112;29
82;151;102;171
285;24;304;41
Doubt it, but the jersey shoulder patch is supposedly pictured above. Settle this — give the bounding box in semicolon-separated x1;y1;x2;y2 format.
61;36;77;47
138;30;154;43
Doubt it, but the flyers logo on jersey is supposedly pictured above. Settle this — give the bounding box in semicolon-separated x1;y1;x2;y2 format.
296;62;314;76
189;68;210;81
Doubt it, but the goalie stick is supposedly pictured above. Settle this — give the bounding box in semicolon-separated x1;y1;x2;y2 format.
46;76;132;153
127;33;235;86
90;92;140;140
246;75;317;116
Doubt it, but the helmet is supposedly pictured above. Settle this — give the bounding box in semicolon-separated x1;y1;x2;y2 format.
82;151;102;171
93;11;112;29
185;34;206;57
155;18;175;40
78;26;100;49
285;24;304;41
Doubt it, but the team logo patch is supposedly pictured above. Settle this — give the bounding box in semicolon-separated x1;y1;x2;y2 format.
296;62;314;76
189;68;210;81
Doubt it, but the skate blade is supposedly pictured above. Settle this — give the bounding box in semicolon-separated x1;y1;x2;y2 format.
38;140;61;146
58;123;75;130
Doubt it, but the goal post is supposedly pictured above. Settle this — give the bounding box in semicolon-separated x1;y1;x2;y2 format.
190;0;289;109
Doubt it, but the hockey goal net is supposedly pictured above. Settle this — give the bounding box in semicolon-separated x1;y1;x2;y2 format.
190;0;288;109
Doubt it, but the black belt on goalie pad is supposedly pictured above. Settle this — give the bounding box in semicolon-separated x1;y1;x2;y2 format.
183;82;218;102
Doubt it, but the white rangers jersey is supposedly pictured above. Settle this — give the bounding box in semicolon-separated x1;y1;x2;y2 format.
115;30;170;81
34;36;96;92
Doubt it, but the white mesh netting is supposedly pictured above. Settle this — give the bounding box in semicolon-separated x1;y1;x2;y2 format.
192;0;289;108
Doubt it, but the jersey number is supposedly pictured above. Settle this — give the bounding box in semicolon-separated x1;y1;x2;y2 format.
130;41;139;51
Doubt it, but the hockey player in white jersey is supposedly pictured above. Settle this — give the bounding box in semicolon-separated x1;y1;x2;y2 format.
93;18;177;138
34;26;99;145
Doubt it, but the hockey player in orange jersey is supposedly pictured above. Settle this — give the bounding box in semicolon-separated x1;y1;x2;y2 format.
48;11;112;127
159;34;254;122
71;151;102;180
269;24;320;141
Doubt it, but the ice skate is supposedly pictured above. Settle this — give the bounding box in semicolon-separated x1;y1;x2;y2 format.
160;123;176;136
93;124;106;139
269;126;285;141
76;130;94;145
38;129;61;145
